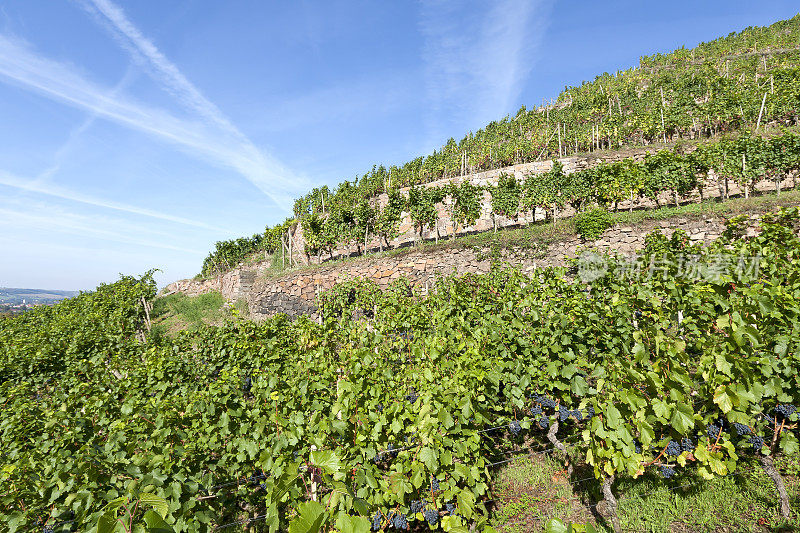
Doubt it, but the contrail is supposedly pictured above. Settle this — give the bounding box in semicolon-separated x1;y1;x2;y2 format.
0;169;232;233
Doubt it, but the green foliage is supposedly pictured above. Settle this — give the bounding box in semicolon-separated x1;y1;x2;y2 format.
545;518;598;533
448;180;483;231
642;228;700;258
523;160;566;219
408;185;444;242
375;188;405;248
318;277;382;320
489;172;521;221
201;219;294;277
574;208;613;241
6;211;800;531
96;492;174;533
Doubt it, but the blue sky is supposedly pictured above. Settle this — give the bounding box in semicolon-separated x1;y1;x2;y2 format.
0;1;797;290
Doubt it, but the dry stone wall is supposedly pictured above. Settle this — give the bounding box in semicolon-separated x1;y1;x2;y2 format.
167;213;766;321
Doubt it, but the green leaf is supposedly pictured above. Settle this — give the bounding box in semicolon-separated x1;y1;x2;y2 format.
335;514;370;533
138;493;169;518
142;509;175;532
605;404;622;429
310;450;341;475
96;512;123;533
670;403;694;434
570;375;588;396
544;518;569;533
780;432;799;455
457;489;476;519
438;408;455;429
419;447;439;472
288;501;325;533
713;386;734;414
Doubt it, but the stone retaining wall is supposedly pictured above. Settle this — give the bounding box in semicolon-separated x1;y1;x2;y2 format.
162;212;770;321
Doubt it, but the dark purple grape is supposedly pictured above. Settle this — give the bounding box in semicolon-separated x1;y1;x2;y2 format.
665;440;681;456
424;509;439;525
733;423;751;436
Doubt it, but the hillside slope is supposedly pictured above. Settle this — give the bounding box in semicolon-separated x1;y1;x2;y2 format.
200;15;800;278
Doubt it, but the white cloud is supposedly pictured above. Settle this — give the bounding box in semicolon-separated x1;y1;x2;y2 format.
0;205;205;255
0;32;301;207
418;0;553;144
0;169;230;233
81;0;310;205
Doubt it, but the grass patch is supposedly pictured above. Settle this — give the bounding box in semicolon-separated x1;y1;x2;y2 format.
490;453;800;532
490;453;597;532
149;291;227;338
611;188;800;227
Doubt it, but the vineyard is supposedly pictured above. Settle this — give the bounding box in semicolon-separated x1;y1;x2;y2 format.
3;206;800;531
201;16;800;277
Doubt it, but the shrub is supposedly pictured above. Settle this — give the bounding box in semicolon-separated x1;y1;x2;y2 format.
574;208;613;241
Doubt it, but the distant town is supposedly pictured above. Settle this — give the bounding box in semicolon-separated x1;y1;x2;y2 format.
0;288;78;316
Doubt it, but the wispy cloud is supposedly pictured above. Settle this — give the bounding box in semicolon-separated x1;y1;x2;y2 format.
0;205;206;254
37;66;135;181
0;32;301;207
80;0;308;205
418;0;553;145
0;169;230;233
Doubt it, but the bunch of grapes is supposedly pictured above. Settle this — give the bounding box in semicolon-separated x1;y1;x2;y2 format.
661;466;675;478
509;420;521;435
585;405;595;420
539;416;550;429
406;387;419;404
707;424;721;440
558;407;570;422
634;441;642;454
733;423;751;436
389;513;409;530
372;511;383;531
424;509;439;526
410;499;427;514
530;406;543;416
572;410;583;421
748;435;764;451
541;397;557;409
444;502;457;515
376;403;383;413
376;442;399;461
430;476;440;493
681;437;694;453
665;440;681;456
775;404;797;419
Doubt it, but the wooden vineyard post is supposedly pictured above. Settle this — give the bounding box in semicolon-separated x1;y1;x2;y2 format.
660;87;667;144
141;296;151;332
557;122;563;157
755;92;767;132
743;153;749;199
286;229;291;267
310;444;318;502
